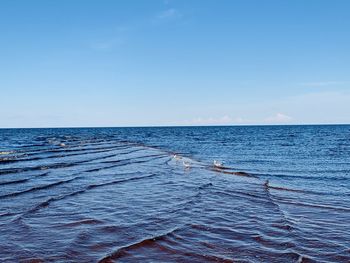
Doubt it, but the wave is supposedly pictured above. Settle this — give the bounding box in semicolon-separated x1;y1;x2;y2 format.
60;218;104;227
16;172;160;218
271;196;350;212
258;172;350;182
0;176;80;199
0;178;29;186
208;167;253;177
0;152;120;175
0;145;130;164
85;154;169;172
98;225;234;263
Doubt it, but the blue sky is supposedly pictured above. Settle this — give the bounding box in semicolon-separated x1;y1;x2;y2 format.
1;0;349;127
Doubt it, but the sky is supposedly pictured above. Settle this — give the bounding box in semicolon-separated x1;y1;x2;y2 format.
1;0;350;128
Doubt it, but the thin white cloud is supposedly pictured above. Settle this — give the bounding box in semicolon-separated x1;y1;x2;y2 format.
180;116;252;126
89;26;130;51
115;25;131;33
279;91;350;124
184;115;232;125
234;117;248;124
90;37;124;51
264;113;293;124
300;81;349;87
157;8;181;20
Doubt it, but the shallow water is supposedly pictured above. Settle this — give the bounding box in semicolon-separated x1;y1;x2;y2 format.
0;126;349;262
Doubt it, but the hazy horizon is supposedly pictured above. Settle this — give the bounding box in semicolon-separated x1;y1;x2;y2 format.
1;123;349;130
1;0;350;128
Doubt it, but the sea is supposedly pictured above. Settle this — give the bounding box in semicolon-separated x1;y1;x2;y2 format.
0;125;349;262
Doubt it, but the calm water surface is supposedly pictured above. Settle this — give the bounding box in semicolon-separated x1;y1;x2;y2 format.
0;125;349;262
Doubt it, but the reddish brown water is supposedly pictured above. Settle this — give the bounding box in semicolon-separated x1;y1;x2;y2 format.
0;126;349;262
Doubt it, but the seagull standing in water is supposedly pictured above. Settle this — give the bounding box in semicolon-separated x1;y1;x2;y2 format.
173;154;182;161
213;160;224;168
183;161;191;169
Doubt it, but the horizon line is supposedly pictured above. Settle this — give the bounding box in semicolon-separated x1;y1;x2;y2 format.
0;123;349;130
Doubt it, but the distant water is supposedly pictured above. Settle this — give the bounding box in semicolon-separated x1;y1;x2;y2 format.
0;125;349;262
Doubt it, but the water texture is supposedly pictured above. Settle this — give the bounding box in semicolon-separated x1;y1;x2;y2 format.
0;125;349;262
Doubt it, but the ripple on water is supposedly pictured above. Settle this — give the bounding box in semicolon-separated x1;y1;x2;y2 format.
0;126;349;262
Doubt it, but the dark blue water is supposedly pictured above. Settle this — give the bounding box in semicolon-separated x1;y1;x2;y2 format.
0;125;349;262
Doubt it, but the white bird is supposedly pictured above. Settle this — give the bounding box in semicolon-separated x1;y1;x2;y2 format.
59;143;66;147
183;161;191;168
173;154;182;161
213;160;224;168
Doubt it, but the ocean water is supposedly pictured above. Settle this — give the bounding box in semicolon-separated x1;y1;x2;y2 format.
0;125;349;262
